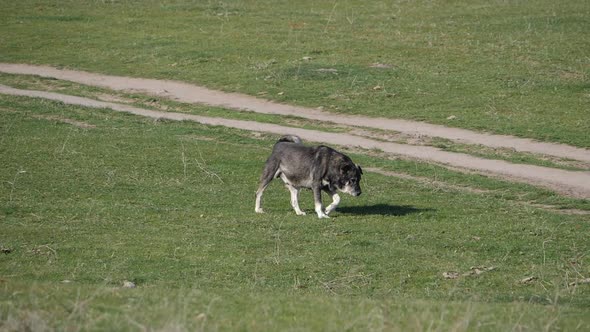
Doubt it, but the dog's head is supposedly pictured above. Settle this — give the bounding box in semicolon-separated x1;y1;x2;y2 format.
337;163;363;197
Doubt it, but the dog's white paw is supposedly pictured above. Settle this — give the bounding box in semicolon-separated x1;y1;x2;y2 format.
317;213;330;219
255;208;264;214
296;211;307;216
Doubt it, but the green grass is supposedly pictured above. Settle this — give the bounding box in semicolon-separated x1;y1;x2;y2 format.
1;96;589;330
1;1;590;328
1;0;589;147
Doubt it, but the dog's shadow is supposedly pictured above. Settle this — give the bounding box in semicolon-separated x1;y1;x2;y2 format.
337;204;433;217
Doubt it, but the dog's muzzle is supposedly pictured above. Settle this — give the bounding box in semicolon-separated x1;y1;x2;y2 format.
342;184;362;197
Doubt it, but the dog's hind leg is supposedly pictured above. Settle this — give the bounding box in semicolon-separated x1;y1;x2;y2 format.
286;184;306;216
255;185;267;214
255;160;280;214
324;189;340;215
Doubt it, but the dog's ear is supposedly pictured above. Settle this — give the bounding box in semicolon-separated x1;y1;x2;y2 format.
357;164;363;175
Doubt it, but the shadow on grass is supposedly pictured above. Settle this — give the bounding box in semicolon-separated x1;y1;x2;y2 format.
338;204;433;217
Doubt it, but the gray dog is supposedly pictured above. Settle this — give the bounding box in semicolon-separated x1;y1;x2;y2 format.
255;135;362;218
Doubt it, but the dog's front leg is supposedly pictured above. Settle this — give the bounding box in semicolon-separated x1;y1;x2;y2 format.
312;185;329;219
325;192;340;215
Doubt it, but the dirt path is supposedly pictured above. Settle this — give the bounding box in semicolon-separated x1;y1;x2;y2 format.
1;63;589;164
2;84;589;199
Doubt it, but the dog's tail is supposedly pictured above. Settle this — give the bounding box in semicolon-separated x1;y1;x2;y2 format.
277;135;302;144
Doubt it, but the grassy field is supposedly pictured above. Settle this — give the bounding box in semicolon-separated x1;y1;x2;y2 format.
1;0;590;330
1;0;589;147
1;96;589;330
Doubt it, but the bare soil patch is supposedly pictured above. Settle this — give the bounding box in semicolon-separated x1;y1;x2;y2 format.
33;114;96;129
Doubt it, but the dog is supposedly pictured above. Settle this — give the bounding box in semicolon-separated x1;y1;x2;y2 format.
255;135;362;218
